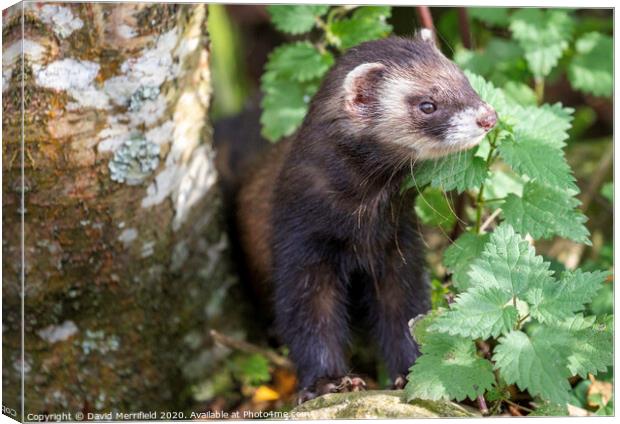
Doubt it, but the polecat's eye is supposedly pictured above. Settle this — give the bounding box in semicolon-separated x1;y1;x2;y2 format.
419;102;436;114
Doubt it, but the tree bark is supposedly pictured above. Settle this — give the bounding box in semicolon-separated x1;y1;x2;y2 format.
3;2;250;417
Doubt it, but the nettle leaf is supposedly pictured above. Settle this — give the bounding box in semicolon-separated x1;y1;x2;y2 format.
498;134;577;191
502;180;590;244
260;77;317;141
411;149;489;193
559;314;613;378
482;169;525;205
468;7;510;27
464;70;512;119
502;81;537;106
509;9;574;78
265;42;334;82
568;32;613;97
430;286;518;339
405;329;495;402
267;5;329;34
414;187;456;231
493;330;572;404
330;6;392;50
525;270;606;323
443;232;491;291
467;223;554;298
512;103;574;149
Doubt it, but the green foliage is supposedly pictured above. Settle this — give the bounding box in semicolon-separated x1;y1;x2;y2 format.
262;6;392;141
509;9;574;78
414;188;456;231
443;233;490;291
469;7;510;27
329;6;392;50
408;150;488;194
408;224;612;405
405;315;495;402
231;353;271;386
266;5;329;34
568;32;613;97
502;181;590;243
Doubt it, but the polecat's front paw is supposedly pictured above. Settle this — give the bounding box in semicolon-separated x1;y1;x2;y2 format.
297;375;368;404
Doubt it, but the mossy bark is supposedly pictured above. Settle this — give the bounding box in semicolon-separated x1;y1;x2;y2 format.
3;2;249;418
291;390;480;419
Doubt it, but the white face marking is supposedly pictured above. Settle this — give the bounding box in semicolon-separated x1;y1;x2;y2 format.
443;105;489;149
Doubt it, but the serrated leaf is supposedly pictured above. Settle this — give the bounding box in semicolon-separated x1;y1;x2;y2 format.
405;330;495;402
493;330;572;404
482;169;525;205
260;78;317;141
414;187;456;231
502;181;590;243
468;7;510;27
509;9;574;78
267;5;329;34
330;6;392;50
444;232;491;291
555;314;613;378
467;223;554;297
568;32;613;97
512;103;574;149
464;70;512;119
430;286;518;339
410;149;488;193
498;134;577;191
502;81;537;106
525;270;606;323
265;42;334;82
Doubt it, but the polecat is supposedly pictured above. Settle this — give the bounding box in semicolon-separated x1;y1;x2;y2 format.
235;32;497;402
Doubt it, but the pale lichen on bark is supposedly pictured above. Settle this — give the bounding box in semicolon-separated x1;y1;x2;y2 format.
2;2;250;415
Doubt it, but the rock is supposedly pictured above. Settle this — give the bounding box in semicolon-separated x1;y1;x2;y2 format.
290;390;480;419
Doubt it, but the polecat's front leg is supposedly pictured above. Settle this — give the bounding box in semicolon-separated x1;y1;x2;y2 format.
365;225;431;385
272;262;351;399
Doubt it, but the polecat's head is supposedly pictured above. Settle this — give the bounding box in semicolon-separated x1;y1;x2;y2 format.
336;32;496;159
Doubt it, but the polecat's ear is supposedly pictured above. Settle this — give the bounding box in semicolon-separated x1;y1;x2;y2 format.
343;62;386;119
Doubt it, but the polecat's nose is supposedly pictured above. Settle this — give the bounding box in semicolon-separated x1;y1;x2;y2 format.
476;107;497;131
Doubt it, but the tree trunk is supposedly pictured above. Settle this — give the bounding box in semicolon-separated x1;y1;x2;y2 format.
3;2;250;417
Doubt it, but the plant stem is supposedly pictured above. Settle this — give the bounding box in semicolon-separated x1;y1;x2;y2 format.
516;313;530;329
477;395;489;415
475;132;499;233
505;399;534;414
534;77;545;104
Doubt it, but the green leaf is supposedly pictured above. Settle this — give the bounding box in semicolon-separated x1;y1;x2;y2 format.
267;5;329;34
498;134;577;191
232;353;271;386
482;169;525;205
464;70;512;119
502;181;590;244
509;9;574;78
467;223;554;298
430;286;518;339
410;149;488;193
329;6;392;50
556;314;613;378
525;270;606;323
493;330;572;404
531;402;569;416
601;182;613;202
468;7;510;27
568;32;613;97
502;82;537;106
443;232;491;291
265;42;334;82
512;103;574;149
405;330;495;402
414;187;456;231
260;77;317;141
